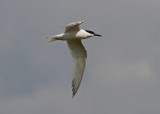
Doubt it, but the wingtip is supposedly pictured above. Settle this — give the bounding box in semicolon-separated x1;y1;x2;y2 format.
72;90;76;98
72;94;75;98
72;81;76;98
78;20;84;25
80;20;84;23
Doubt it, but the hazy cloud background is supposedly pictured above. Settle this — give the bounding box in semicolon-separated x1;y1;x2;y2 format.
0;0;160;114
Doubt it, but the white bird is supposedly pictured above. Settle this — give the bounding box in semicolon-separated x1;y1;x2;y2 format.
46;21;101;97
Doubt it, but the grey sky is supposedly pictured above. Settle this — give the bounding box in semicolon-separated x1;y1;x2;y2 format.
0;0;160;114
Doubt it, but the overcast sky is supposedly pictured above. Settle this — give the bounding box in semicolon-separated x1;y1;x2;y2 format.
0;0;160;114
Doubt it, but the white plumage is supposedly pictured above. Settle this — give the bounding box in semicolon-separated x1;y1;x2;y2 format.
46;21;101;97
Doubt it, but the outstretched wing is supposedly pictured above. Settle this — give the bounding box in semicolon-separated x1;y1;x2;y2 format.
65;21;84;33
67;40;87;97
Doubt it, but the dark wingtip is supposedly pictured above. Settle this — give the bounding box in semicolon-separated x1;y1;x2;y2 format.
72;80;76;98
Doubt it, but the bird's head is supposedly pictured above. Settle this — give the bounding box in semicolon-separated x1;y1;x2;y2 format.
85;30;102;37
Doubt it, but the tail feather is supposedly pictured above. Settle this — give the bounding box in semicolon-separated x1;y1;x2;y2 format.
45;36;57;43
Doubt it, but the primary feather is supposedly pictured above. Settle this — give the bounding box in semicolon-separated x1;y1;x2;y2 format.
67;40;87;97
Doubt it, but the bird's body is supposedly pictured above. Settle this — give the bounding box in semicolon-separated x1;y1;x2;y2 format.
48;29;93;42
46;21;101;97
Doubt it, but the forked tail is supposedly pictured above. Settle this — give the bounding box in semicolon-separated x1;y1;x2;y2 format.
45;36;57;43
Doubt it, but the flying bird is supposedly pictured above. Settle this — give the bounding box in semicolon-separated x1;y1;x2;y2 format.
46;21;101;97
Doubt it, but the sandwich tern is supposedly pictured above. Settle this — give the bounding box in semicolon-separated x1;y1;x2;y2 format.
46;21;101;97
